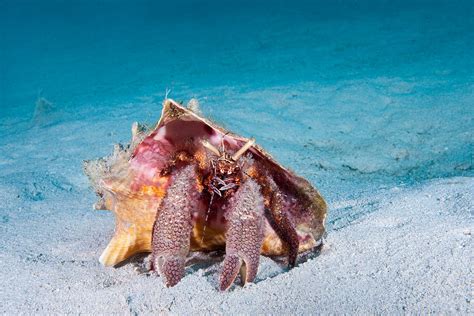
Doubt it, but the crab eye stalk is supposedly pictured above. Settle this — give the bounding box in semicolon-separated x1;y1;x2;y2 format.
202;140;221;156
232;138;255;161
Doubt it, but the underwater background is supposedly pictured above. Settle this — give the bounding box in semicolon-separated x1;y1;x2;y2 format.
1;0;473;313
1;0;473;204
1;0;473;202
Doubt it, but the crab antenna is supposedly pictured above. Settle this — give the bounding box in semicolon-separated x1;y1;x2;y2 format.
202;140;221;156
221;132;230;153
232;138;255;161
164;88;171;99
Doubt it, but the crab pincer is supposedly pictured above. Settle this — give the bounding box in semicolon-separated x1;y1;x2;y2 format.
220;179;265;290
151;165;197;287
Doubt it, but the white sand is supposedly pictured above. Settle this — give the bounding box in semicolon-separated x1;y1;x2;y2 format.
1;175;472;314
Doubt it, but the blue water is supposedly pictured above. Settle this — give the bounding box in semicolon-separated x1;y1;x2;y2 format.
1;0;473;200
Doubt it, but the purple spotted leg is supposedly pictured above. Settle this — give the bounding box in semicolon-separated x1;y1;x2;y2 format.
152;165;197;287
220;179;265;291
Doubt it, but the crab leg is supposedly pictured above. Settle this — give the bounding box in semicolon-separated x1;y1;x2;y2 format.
256;175;300;268
220;179;265;291
267;190;300;267
152;165;197;287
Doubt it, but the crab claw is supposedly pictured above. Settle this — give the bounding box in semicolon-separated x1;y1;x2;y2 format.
152;165;197;287
154;255;186;287
220;252;261;291
219;179;264;291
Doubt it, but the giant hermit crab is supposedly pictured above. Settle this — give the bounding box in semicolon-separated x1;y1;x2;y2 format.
84;99;327;290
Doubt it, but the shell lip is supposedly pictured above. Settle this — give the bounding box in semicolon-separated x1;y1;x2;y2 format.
154;98;295;179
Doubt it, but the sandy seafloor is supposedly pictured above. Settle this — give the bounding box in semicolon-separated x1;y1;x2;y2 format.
0;0;473;314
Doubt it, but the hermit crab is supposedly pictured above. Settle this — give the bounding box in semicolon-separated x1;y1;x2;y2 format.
84;99;327;290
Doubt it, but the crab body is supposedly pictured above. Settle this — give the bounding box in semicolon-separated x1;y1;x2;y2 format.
83;99;327;290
